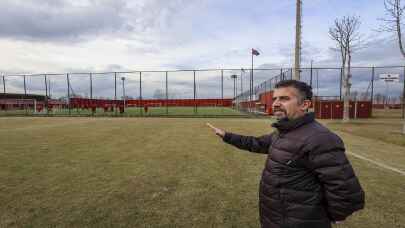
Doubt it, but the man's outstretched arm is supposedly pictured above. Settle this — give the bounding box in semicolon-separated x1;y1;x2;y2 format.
206;123;273;154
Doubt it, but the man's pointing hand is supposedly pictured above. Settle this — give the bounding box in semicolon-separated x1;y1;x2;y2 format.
206;123;225;138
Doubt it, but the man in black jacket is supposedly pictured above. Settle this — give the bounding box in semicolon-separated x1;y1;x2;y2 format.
207;80;364;228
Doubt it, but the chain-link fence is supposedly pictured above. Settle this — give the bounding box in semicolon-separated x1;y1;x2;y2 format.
1;66;404;118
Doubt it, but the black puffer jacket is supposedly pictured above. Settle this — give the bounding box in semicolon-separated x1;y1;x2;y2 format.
223;113;365;228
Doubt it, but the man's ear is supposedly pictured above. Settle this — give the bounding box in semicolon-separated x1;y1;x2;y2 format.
301;99;312;111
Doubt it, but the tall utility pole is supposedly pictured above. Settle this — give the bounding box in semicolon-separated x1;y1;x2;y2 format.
294;0;302;81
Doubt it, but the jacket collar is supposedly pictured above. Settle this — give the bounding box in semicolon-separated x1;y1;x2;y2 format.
271;112;315;133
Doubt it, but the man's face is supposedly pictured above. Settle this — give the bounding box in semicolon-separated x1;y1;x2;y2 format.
272;87;311;120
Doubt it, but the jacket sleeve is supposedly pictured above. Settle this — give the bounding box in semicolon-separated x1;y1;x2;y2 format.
305;132;365;222
222;132;274;154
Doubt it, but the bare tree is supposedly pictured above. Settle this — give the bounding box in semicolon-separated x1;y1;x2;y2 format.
329;16;362;122
379;0;405;57
379;0;405;134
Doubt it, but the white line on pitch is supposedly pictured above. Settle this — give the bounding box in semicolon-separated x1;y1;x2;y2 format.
347;151;405;176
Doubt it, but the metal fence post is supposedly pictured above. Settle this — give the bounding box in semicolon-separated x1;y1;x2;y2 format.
221;69;224;113
23;75;27;115
114;72;117;116
310;62;313;87
340;68;343;100
90;73;93;99
166;71;169;115
371;66;375;117
139;72;142;116
402;67;405;119
23;75;27;95
193;70;196;114
240;69;243;95
249;70;251;105
270;78;272;91
249;69;252;112
44;74;48;115
114;73;117;100
2;75;6;94
90;73;93;115
289;68;293;80
48;78;51;99
67;73;71;115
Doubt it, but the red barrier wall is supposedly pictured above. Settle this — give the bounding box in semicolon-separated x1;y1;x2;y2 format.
254;91;372;119
69;98;233;109
314;100;371;119
357;101;372;118
259;91;274;114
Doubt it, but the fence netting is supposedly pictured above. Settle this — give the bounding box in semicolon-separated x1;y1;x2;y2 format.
1;67;403;118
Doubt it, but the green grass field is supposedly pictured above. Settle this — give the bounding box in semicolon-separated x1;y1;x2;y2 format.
0;116;404;227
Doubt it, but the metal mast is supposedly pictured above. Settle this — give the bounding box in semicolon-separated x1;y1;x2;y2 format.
294;0;302;80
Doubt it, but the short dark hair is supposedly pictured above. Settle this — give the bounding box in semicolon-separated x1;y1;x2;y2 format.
275;80;313;102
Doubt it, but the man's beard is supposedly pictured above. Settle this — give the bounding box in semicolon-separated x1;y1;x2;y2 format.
273;108;286;115
273;108;287;120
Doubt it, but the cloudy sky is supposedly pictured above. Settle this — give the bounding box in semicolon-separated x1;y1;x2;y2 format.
0;0;403;99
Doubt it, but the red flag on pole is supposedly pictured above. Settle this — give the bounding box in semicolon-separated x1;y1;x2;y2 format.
252;48;260;56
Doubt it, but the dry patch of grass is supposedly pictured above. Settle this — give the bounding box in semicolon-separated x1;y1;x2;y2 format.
372;109;403;119
324;119;405;147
